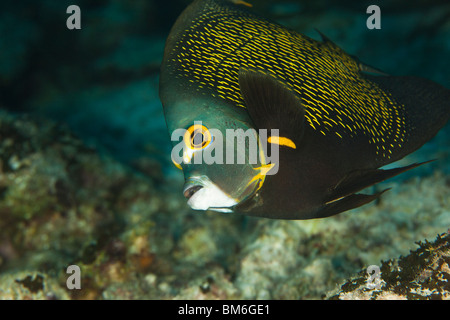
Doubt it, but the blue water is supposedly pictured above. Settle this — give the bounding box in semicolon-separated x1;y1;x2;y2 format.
2;0;448;176
0;0;449;300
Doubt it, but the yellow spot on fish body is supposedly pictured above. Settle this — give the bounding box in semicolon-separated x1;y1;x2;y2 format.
246;163;276;192
268;136;297;149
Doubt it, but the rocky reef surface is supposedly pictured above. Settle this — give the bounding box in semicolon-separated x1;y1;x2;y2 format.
0;111;449;299
328;231;450;300
0;0;449;300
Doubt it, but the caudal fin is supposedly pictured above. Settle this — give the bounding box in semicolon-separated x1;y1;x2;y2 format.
365;74;450;157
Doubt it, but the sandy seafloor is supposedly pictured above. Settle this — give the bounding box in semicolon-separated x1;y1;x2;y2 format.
0;0;449;299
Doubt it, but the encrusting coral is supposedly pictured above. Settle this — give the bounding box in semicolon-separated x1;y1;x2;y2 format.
328;230;450;300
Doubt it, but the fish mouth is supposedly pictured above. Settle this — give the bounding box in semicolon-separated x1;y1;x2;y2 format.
183;185;203;200
182;176;237;212
183;176;205;199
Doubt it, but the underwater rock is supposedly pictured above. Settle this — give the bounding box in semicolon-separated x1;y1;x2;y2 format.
0;271;69;300
0;108;449;300
229;169;450;299
327;230;450;300
0;110;163;275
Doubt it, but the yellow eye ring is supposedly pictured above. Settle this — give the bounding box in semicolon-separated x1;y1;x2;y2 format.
184;124;212;150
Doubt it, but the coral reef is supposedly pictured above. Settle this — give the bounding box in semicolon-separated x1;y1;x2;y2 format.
327;231;450;300
0;110;449;300
0;271;70;300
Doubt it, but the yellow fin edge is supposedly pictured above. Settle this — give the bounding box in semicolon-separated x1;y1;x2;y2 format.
231;0;253;7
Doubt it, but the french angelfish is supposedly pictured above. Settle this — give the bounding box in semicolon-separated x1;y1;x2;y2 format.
159;0;450;219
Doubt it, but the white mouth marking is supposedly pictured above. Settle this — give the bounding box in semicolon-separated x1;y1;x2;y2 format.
185;176;237;213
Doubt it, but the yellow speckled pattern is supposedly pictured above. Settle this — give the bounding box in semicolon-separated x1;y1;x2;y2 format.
166;1;408;160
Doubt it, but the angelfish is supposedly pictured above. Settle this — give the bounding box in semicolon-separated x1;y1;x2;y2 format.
159;0;450;219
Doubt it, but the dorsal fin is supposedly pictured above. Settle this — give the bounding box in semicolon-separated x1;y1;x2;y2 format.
315;29;333;44
230;0;253;7
315;29;389;76
356;61;389;76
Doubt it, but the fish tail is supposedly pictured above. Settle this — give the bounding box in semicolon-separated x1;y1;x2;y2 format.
366;74;450;156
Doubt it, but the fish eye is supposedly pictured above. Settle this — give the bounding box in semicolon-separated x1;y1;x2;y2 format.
185;124;212;150
191;131;204;147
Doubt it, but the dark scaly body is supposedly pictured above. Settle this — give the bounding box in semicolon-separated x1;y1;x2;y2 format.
164;0;409;162
160;0;450;219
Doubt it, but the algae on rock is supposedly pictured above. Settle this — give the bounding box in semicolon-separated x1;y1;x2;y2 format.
328;231;450;300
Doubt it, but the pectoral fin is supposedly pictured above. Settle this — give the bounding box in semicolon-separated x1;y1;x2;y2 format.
238;69;305;149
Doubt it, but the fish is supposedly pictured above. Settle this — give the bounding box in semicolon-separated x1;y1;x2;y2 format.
159;0;450;219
